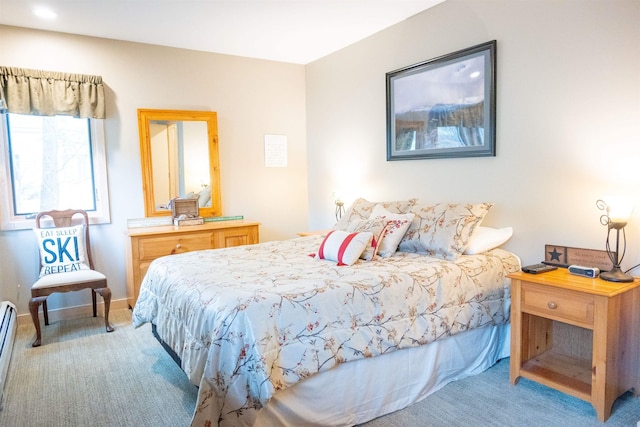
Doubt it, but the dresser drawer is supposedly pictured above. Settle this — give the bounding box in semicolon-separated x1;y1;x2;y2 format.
137;232;213;261
126;221;260;308
521;283;594;327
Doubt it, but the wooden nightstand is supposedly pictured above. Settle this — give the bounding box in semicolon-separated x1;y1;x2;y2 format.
508;268;640;421
297;230;330;237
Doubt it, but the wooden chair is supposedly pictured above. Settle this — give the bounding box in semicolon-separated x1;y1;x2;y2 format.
29;209;114;347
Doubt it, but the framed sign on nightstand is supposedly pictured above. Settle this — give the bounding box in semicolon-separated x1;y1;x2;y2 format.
543;244;613;271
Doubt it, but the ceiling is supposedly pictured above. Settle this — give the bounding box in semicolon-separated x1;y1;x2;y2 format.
0;0;445;64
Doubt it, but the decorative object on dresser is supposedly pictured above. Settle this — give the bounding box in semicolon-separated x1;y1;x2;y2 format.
171;197;204;226
508;268;640;421
596;197;634;282
204;215;244;222
30;209;114;347
125;220;259;308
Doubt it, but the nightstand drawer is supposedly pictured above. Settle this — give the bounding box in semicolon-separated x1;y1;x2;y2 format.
521;283;594;327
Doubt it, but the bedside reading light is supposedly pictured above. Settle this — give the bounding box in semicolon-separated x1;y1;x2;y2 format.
597;197;634;283
333;191;345;221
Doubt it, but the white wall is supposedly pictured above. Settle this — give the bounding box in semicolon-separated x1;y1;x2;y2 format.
0;25;308;313
305;0;640;268
1;0;638;313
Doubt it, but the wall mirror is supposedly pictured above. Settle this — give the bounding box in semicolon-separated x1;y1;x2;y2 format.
137;109;222;217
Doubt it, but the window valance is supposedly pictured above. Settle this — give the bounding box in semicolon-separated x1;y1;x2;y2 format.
0;66;105;119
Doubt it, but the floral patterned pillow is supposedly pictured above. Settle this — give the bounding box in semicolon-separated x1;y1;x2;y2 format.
346;217;390;261
398;202;493;260
368;205;415;258
334;198;417;230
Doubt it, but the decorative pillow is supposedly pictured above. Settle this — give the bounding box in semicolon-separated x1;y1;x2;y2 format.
34;225;90;277
346;217;390;261
368;205;414;258
399;202;493;260
334;198;417;231
313;230;373;266
464;226;513;255
198;186;211;208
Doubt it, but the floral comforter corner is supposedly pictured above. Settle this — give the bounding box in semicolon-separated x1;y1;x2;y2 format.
132;236;520;426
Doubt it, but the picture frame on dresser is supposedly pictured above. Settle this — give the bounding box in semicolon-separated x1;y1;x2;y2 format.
386;40;497;161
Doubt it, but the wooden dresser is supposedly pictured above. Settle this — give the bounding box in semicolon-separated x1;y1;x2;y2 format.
125;220;259;308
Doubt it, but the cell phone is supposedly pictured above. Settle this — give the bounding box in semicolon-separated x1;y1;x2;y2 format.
521;263;558;274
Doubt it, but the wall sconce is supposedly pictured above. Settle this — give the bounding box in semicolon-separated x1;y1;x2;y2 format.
333;191;345;222
597;197;634;282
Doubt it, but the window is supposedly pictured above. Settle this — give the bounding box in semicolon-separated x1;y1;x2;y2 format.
0;113;110;230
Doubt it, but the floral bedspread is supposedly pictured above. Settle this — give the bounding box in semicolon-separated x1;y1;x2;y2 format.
132;236;520;426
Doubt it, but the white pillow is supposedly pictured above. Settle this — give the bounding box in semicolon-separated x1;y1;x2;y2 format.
34;224;90;277
314;230;373;266
368;205;414;258
198;186;211;208
464;226;513;255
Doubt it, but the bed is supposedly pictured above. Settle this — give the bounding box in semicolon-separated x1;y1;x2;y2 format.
132;199;520;426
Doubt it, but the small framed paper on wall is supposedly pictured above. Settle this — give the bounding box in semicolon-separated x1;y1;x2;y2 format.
264;134;287;167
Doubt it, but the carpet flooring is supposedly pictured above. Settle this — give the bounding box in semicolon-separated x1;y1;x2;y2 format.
362;360;640;427
0;309;638;426
0;309;197;427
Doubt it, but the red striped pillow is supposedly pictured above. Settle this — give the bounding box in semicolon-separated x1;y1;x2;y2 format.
314;230;373;266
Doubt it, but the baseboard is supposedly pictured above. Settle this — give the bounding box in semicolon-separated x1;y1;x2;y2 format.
16;298;130;326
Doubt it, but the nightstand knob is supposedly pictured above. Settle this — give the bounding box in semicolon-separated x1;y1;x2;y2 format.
547;301;557;309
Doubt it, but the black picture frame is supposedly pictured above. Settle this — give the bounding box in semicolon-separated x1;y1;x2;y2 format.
386;40;496;160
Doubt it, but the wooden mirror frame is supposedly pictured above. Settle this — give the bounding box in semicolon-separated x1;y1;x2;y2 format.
137;109;222;218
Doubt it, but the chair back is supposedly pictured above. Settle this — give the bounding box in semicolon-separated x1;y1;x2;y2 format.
35;209;95;270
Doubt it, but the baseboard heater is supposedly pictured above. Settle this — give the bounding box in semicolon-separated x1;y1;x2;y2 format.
0;301;17;408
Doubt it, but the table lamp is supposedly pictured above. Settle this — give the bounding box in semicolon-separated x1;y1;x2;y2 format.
597;197;634;282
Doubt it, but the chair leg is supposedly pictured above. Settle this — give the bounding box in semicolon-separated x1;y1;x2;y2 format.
42;299;49;326
91;289;97;317
95;287;114;333
29;297;47;347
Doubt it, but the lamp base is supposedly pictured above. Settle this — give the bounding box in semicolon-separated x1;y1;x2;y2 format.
599;266;634;283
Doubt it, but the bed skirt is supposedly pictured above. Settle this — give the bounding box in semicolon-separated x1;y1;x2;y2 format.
254;323;510;426
154;323;510;426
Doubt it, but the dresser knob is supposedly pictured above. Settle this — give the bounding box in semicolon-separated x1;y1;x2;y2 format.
547;301;557;309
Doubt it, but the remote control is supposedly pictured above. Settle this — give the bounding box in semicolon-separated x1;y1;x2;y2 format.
521;263;558;274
